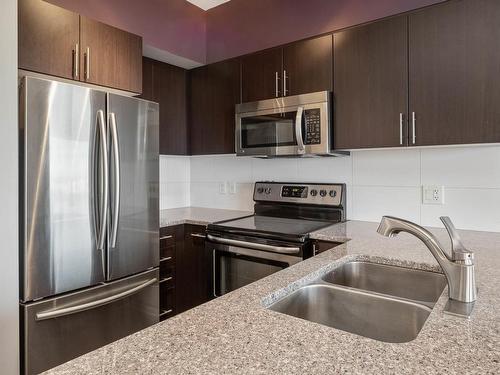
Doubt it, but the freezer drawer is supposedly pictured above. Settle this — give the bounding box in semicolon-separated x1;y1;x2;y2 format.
20;268;159;375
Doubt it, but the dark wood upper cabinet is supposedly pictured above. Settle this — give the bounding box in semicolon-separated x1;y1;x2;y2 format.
155;60;189;155
283;34;333;96
80;16;142;93
190;59;240;155
19;0;80;80
140;57;154;101
409;0;500;146
241;48;282;102
334;16;408;149
141;57;189;155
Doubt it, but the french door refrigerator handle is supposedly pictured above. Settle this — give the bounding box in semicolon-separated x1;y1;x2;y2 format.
109;112;120;248
96;110;109;251
35;278;158;321
295;106;305;153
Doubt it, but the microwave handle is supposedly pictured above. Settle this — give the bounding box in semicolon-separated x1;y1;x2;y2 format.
295;106;305;153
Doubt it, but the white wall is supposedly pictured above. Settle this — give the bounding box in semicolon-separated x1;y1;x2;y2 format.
0;0;19;373
159;155;190;209
162;145;500;232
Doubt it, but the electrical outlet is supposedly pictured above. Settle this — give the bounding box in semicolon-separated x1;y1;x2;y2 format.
422;185;445;205
219;182;227;194
229;182;237;194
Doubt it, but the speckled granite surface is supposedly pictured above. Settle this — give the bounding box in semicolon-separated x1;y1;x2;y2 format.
160;207;252;227
46;220;500;374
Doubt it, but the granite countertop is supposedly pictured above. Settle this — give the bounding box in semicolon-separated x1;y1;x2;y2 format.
47;220;500;374
160;207;253;227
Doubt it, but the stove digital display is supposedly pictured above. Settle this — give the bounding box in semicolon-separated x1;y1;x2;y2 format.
282;185;308;198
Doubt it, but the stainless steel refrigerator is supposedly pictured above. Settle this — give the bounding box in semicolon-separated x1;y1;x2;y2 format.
19;76;159;374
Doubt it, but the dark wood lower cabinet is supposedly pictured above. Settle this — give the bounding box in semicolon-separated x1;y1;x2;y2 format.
159;224;210;319
312;240;342;256
159;225;183;321
176;225;211;313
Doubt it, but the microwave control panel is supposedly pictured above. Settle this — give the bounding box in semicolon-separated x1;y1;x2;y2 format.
304;109;321;145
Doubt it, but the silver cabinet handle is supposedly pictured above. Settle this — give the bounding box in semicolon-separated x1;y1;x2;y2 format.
73;43;79;79
160;256;172;262
283;70;288;96
399;113;404;145
412;111;416;145
207;234;300;254
212;250;219;298
96;110;108;251
35;278;157;321
190;233;206;239
295;106;305;153
275;71;280;97
160;235;173;240
109;112;120;248
84;47;90;80
159;277;173;283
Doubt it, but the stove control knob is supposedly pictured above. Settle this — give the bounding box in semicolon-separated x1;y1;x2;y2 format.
320;190;327;197
257;187;264;194
310;189;318;197
329;190;337;198
265;188;272;195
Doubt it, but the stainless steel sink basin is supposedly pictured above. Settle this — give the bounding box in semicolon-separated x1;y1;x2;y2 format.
321;261;447;307
269;284;432;343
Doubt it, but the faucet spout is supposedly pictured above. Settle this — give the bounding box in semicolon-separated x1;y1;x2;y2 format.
377;216;477;310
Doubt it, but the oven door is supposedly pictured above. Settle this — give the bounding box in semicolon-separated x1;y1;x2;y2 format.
235;102;330;157
206;234;303;297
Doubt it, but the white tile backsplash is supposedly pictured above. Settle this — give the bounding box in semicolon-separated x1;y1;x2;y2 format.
160;145;500;232
353;149;421;187
421;146;500;188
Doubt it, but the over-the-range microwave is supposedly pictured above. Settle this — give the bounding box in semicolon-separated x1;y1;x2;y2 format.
235;91;347;157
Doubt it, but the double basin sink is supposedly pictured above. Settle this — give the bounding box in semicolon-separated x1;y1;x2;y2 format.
268;261;447;343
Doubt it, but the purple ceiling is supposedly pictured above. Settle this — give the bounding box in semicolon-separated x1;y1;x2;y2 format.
48;0;445;65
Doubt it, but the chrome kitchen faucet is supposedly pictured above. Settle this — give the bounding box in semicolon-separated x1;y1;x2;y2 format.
377;216;477;318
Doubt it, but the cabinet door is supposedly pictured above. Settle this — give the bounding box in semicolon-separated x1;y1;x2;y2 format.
176;225;209;313
153;60;189;155
190;59;240;155
241;48;282;102
19;0;79;80
80;16;142;93
334;16;408;149
283;35;333;96
409;0;500;146
140;57;154;101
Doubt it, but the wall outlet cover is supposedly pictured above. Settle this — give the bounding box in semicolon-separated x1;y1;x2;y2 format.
422;185;445;205
219;182;227;194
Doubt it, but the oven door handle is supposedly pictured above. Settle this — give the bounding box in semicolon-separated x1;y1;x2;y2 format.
207;234;300;254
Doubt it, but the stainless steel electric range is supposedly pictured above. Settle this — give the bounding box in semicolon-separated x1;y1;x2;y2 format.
206;182;346;297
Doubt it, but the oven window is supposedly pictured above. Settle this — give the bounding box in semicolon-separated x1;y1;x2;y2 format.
241;112;297;148
216;252;288;295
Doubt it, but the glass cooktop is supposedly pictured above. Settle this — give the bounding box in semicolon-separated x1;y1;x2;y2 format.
208;215;333;240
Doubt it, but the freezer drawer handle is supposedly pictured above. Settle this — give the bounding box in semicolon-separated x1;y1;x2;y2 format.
35;278;157;321
207;234;300;254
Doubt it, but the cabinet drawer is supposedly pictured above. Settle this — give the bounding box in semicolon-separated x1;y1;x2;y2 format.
160;245;175;263
159;284;175;320
160;262;175;283
160;233;175;248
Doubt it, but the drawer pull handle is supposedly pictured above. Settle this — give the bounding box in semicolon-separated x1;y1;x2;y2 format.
160;256;173;262
190;233;205;239
159;277;173;284
160;235;173;240
159;309;173;317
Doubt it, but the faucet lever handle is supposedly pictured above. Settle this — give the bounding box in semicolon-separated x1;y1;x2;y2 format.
440;216;474;264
